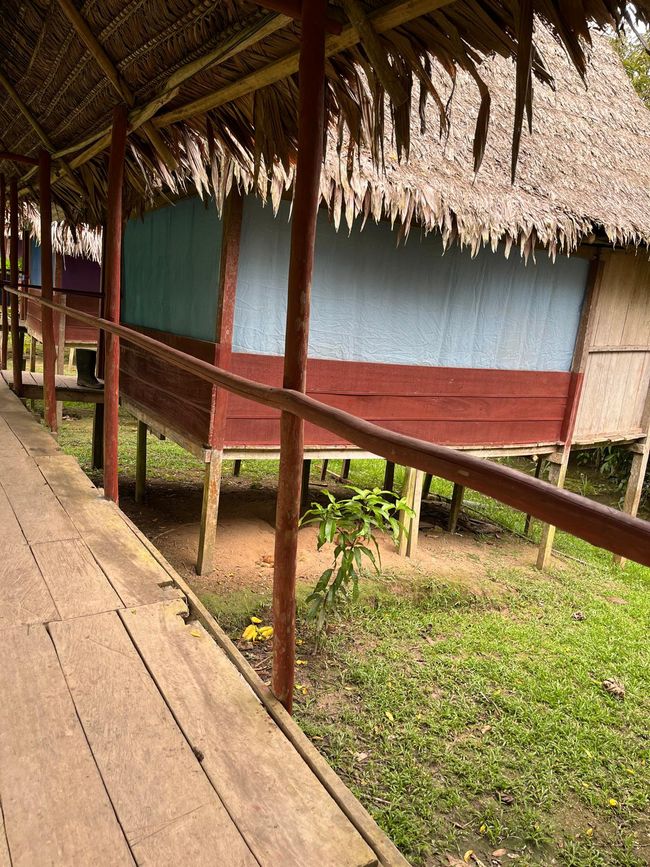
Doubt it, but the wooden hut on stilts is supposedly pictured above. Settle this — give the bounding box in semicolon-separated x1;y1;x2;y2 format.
1;0;650;722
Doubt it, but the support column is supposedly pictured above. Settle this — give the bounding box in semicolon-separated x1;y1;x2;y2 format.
0;174;6;372
103;105;128;503
320;459;329;481
55;253;65;426
613;445;650;568
399;466;424;558
233;459;242;477
383;460;395;493
9;177;22;396
92;223;107;469
448;482;465;533
135;419;147;503
272;0;327;713
39;150;57;432
341;458;351;480
300;459;312;513
536;450;569;570
196;190;243;576
523;456;544;536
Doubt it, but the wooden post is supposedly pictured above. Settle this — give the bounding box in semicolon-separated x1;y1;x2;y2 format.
383;460;395;492
233;458;242;477
536;251;601;569
21;228;30;327
300;459;312;513
341;458;351;480
523;456;544;536
9;177;22;397
135;420;147;503
92;223;107;469
613;381;650;567
272;0;327;713
103;105;128;503
448;482;465;533
422;472;433;500
55;253;65;426
0;174;6;372
196;190;243;575
39;150;57;432
320;459;329;481
399;467;424;557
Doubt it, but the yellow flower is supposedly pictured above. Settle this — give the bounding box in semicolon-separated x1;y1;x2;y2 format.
585;828;594;838
608;798;618;807
250;616;262;624
242;624;257;641
258;626;274;640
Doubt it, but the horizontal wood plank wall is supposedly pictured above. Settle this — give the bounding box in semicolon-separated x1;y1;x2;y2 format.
574;250;650;442
120;324;217;446
225;353;573;447
26;289;100;345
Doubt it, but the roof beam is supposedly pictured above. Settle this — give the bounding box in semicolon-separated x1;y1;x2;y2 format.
0;150;38;166
0;68;84;194
56;0;178;172
254;1;343;34
340;0;408;105
153;0;456;127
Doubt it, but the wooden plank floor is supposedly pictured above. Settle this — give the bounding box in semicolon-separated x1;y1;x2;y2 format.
1;369;104;403
0;380;382;867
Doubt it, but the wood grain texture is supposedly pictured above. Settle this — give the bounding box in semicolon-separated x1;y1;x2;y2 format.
32;538;122;619
120;600;378;867
0;543;59;625
0;624;133;866
49;612;257;866
0;805;10;867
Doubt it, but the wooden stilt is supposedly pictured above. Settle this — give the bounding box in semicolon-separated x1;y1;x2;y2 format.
523;456;544;536
613;447;650;568
9;177;22;397
300;459;312;514
320;459;329;481
92;404;104;470
536;450;570;570
448;482;465;533
272;0;327;713
135;420;147;504
92;223;107;468
197;450;222;576
422;472;432;500
341;458;351;480
195;191;244;573
233;459;242;477
383;460;395;493
399;467;424;557
103;105;128;504
0;174;6;372
38;150;57;432
21;228;29;325
55;254;65;427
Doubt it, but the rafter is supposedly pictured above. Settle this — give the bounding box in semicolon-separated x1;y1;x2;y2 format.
56;0;178;172
0;68;84;195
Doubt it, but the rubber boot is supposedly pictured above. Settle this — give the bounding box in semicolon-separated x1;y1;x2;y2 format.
76;348;102;390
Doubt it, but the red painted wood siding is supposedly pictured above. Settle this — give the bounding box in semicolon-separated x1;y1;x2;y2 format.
118;331;574;450
224;353;573;448
26;289;100;345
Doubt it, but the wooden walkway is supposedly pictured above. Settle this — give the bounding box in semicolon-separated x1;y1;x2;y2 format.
1;370;104;403
0;380;398;867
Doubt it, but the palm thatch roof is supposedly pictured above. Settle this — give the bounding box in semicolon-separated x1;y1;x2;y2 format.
1;0;649;238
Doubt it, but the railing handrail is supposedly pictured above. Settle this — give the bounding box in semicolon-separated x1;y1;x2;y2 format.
3;278;102;299
5;283;650;567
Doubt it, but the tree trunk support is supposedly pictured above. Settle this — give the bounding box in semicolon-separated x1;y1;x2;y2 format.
272;0;327;714
103;105;128;503
448;482;465;533
536;450;570;570
38;150;57;432
55;254;65;427
135;419;147;504
399;467;424;558
9;178;22;397
197;449;223;576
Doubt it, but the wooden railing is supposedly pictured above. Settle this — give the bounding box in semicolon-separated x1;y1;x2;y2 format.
5;283;650;568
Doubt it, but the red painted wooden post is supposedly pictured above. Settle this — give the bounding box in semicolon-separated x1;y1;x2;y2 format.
272;0;328;713
9;177;22;396
0;173;6;371
39;150;57;432
103;105;128;503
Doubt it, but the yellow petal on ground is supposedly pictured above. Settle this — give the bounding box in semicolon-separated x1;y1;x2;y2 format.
242;624;257;641
250;616;262;624
259;626;274;639
385;710;395;722
463;851;474;863
585;828;594;838
608;798;618;807
190;629;202;638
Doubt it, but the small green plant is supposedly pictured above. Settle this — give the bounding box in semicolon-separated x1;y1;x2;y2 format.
300;486;413;629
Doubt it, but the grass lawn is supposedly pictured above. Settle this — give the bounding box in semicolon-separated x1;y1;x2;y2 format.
53;405;650;866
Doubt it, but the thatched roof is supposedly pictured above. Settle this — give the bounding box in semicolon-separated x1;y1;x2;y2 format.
1;0;649;237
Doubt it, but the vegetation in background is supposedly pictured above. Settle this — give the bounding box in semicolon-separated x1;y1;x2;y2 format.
614;33;650;108
300;486;412;629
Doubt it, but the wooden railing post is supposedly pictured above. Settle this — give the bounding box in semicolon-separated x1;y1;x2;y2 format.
39;149;58;432
272;0;327;713
0;174;6;371
9;177;22;396
103;105;128;503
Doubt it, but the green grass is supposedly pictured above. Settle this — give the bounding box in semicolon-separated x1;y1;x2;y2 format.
52;409;650;865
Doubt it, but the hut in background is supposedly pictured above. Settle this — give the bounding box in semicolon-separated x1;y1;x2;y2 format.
119;29;650;572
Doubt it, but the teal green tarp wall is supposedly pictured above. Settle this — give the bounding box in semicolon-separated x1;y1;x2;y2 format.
122;196;222;341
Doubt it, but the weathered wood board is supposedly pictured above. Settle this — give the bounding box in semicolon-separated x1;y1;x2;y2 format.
0;544;59;626
49;612;257;866
0;624;133;866
120;600;378;867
